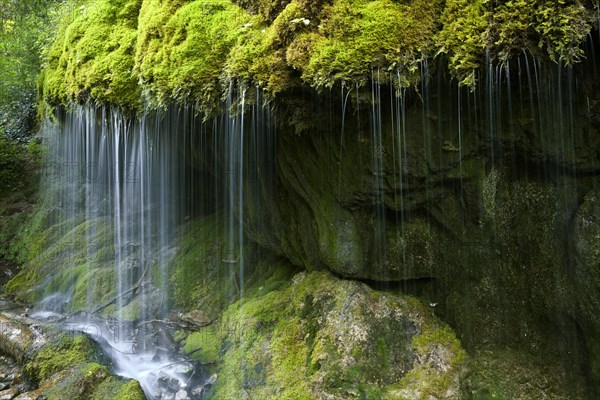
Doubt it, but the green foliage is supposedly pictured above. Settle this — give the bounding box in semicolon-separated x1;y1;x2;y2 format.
0;136;26;196
0;0;60;139
436;0;595;86
300;0;444;88
531;0;592;64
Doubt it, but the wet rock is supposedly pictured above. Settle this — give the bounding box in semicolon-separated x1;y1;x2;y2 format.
179;310;212;328
10;374;21;386
13;394;39;400
572;190;600;385
0;314;44;363
161;392;175;400
157;371;181;393
175;389;189;400
205;374;217;386
0;387;20;400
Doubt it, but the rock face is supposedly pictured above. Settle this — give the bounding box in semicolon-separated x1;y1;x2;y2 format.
572;190;600;384
223;60;600;394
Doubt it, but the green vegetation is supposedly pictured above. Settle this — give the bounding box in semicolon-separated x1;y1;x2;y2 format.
437;0;595;85
136;0;255;111
296;0;443;88
0;0;60;139
43;0;142;109
0;136;26;197
37;0;598;111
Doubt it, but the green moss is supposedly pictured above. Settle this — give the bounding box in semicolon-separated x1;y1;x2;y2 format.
135;0;255;111
492;0;593;64
300;0;443;88
25;335;94;382
436;0;595;86
5;211;116;307
168;214;237;315
111;380;146;400
436;0;487;86
22;333;145;400
396;314;467;399
184;325;222;363
42;0;142;109
40;0;597;108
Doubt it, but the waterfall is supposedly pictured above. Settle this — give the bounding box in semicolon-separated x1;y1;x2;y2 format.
28;45;599;396
35;90;276;399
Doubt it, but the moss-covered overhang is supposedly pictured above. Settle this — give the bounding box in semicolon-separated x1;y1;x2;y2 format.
41;0;598;111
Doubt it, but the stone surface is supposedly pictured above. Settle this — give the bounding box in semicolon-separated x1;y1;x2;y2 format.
0;388;19;400
210;269;466;399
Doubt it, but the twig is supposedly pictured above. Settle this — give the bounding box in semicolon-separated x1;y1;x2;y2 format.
92;262;150;314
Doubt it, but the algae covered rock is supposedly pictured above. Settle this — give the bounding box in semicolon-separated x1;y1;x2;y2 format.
209;270;466;399
24;333;145;400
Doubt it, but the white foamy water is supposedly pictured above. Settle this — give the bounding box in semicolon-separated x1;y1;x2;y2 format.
64;319;206;400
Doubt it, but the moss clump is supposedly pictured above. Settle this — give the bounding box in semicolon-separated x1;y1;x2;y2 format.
436;0;487;86
436;0;595;86
42;0;142;109
298;0;444;88
135;0;255;111
183;324;221;364
393;300;467;399
24;334;95;382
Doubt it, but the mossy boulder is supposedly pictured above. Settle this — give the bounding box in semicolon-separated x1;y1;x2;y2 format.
24;334;145;400
202;270;466;399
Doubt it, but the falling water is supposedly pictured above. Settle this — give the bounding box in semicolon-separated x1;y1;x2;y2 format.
35;89;276;399
29;30;600;396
